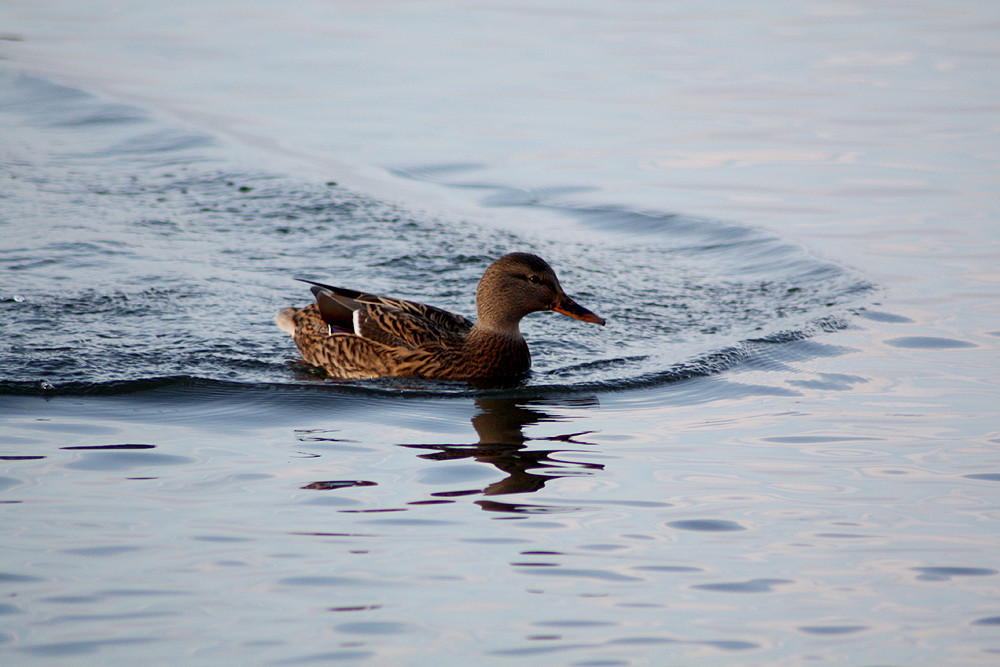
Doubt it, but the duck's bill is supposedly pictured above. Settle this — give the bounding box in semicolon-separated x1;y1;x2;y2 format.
553;297;605;325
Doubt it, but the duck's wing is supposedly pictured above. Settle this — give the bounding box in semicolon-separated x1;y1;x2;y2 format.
302;281;471;349
288;304;462;379
299;280;474;335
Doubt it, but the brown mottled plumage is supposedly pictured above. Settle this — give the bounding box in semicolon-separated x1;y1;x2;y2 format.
275;252;605;381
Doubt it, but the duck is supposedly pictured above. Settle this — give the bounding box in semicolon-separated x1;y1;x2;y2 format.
275;252;605;381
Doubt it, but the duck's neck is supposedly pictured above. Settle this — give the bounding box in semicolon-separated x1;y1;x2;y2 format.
465;322;530;376
473;285;530;338
470;319;523;340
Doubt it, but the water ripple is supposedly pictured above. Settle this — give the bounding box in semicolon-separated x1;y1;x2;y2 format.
0;69;874;397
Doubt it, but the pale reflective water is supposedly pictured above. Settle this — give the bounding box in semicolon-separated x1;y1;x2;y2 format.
2;1;999;665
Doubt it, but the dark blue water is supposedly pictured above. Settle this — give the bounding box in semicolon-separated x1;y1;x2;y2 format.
1;69;871;397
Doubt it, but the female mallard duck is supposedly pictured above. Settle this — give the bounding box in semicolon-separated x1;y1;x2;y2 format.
276;252;604;381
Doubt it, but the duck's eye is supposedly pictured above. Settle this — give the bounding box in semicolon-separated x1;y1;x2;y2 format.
527;274;542;284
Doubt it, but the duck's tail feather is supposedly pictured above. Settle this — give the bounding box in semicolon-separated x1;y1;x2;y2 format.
275;307;298;335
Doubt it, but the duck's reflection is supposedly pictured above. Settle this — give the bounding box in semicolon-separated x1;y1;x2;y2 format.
401;396;603;503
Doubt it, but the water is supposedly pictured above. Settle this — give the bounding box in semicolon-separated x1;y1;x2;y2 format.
2;1;999;664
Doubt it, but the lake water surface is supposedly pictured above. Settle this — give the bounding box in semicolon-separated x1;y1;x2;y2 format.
2;1;998;664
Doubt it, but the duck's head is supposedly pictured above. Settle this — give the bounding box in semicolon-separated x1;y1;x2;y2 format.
475;252;605;332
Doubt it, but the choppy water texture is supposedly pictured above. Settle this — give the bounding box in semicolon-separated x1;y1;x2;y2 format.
2;1;999;665
1;69;869;394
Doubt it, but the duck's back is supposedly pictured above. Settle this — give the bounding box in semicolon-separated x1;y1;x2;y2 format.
285;303;528;380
